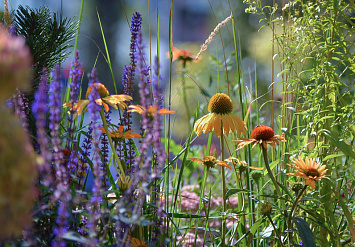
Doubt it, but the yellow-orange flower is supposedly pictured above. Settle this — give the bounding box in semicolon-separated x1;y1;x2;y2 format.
128;105;175;117
169;47;199;63
225;156;264;171
194;93;247;138
126;236;149;247
63;83;132;118
287;156;328;189
99;125;141;142
234;125;286;151
188;156;231;169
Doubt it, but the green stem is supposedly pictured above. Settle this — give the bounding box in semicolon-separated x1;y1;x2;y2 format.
261;146;286;214
287;185;308;245
266;214;284;247
287;185;307;226
220;123;227;247
181;62;191;125
99;109;126;181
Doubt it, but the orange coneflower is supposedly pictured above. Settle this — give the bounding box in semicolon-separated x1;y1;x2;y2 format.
169;47;199;63
225;156;264;171
128;104;175;117
188;156;231;169
234;125;286;151
99;125;141;143
126;236;149;247
63;83;132;118
287;156;328;189
194;93;247;138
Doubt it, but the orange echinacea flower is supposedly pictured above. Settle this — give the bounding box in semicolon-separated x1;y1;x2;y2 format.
225;156;264;171
188;156;231;169
128;105;175;117
169;47;199;63
63;83;132;118
287;156;328;190
194;93;247;138
99;125;141;142
234;125;286;151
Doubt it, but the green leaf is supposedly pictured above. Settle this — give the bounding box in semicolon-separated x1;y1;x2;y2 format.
62;231;90;244
293;217;316;247
323;153;344;161
226;188;249;200
264;160;279;176
167;213;206;219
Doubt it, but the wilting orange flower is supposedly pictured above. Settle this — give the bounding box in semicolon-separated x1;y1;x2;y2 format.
63;83;132;118
188;156;231;169
128;105;175;117
194;93;247;138
169;47;199;63
225;156;264;171
287;156;328;189
99;125;141;142
234;125;286;151
126;236;149;247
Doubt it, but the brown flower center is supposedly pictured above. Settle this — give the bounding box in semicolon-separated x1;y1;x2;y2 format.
305;168;320;177
208;93;233;115
251;126;275;140
203;156;217;168
85;83;109;99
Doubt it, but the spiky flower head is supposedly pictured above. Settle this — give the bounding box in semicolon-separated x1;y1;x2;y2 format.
287;156;328;190
258;201;272;215
251;125;275;140
194;93;247;137
208;93;234;115
250;170;264;182
234;125;286;150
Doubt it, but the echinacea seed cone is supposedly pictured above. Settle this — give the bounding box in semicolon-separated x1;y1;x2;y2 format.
208;93;233;115
251;125;275;140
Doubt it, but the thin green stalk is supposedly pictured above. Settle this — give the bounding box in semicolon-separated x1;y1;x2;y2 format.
220;122;227;247
193;166;209;246
287;185;307;226
181;62;191;125
99;109;125;181
261;146;286;214
266;214;284;247
287;185;307;245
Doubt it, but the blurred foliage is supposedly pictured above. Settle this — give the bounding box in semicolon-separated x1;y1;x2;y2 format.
13;5;77;101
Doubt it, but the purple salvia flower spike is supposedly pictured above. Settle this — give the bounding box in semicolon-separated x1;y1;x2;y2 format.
86;68;104;245
32;68;52;176
50;65;71;247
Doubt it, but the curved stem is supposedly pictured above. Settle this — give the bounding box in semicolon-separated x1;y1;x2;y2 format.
288;185;307;225
181;63;191;125
266;214;284;247
99;109;126;181
220;123;227;247
261;146;286;214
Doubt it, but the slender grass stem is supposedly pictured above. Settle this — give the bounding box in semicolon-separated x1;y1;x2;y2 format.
266;214;284;247
181;62;191;126
287;185;308;245
99;109;125;181
261;146;287;215
220;122;227;247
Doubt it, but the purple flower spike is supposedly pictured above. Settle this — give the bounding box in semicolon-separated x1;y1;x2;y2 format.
49;65;71;247
32;68;52;175
86;69;104;244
